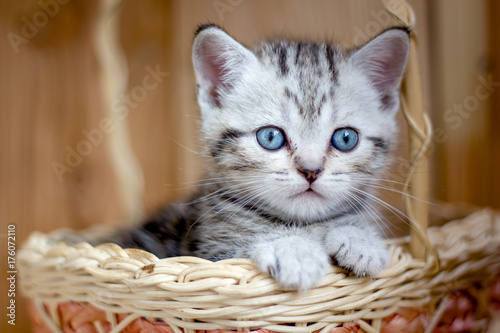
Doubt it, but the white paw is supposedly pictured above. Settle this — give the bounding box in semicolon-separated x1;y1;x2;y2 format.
326;226;388;277
251;235;329;291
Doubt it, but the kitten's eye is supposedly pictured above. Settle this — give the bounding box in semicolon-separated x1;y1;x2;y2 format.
256;127;286;150
331;128;359;152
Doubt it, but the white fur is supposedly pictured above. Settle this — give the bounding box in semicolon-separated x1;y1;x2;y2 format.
249;232;330;291
323;224;389;276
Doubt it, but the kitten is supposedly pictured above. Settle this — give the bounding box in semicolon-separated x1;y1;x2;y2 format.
110;24;410;291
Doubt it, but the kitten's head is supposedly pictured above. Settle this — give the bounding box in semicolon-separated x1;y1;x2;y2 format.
192;24;409;223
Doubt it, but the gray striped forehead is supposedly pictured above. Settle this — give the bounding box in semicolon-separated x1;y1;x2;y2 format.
254;41;348;122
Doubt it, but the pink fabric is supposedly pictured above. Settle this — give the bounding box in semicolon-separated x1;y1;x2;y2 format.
381;308;428;333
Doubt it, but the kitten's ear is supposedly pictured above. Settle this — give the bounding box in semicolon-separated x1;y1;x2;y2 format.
193;25;257;108
351;28;410;110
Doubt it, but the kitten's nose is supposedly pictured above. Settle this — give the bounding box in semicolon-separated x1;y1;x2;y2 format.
298;169;322;185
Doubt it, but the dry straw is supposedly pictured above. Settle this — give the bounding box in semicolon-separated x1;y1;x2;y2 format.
19;0;500;332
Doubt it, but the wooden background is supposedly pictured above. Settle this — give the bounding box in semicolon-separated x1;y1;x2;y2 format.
1;0;499;332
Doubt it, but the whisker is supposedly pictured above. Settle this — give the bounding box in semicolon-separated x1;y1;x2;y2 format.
218;185;272;231
187;179;272;234
348;186;414;232
347;191;398;238
354;181;433;206
181;177;267;205
186;186;258;235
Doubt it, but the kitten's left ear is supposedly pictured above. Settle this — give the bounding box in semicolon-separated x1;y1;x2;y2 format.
351;28;410;110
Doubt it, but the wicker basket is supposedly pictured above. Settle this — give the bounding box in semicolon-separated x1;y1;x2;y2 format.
19;209;500;333
18;1;500;332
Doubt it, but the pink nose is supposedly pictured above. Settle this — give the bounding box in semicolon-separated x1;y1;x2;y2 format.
298;169;322;185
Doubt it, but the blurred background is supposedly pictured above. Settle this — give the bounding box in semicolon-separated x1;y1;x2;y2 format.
1;0;499;332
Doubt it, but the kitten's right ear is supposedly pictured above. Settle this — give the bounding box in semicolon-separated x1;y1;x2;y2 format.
193;25;257;108
350;28;410;111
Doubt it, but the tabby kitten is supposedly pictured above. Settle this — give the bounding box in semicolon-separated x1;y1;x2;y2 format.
111;24;410;291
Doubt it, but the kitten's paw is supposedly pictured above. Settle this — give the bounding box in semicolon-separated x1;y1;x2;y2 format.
326;226;388;277
251;236;329;291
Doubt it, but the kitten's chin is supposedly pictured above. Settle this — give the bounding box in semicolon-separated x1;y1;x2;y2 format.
283;189;334;222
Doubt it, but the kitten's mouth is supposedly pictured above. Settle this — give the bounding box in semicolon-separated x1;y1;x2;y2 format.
291;188;323;200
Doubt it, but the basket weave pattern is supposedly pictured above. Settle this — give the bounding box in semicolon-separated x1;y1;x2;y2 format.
19;210;500;333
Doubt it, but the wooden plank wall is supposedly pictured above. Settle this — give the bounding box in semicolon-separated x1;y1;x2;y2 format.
428;0;493;206
488;0;500;209
1;0;498;332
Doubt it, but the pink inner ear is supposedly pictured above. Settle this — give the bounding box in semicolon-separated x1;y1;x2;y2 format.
197;37;237;108
367;43;408;94
205;52;226;107
354;31;409;97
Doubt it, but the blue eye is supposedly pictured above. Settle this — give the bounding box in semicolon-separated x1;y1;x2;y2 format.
256;127;286;150
331;128;359;152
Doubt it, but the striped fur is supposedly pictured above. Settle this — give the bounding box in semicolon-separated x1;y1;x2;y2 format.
108;25;410;290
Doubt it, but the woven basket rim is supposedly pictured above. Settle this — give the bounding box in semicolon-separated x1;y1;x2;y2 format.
19;209;500;333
